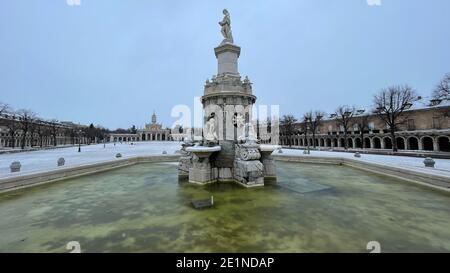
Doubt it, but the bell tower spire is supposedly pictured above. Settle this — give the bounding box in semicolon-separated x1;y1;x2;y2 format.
151;111;157;124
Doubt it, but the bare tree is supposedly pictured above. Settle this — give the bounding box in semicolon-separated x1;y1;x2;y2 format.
17;109;37;149
4;113;19;148
36;122;48;148
299;116;309;148
373;85;418;152
280;115;297;147
353;113;370;149
433;73;450;101
433;73;450;118
67;128;77;145
48;120;60;146
304;111;325;148
0;102;10;115
0;104;12;147
257;117;273;143
29;120;38;147
335;105;356;149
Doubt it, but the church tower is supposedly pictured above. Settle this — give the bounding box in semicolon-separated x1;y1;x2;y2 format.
151;111;157;124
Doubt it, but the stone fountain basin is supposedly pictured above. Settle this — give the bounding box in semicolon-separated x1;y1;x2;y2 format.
186;146;221;158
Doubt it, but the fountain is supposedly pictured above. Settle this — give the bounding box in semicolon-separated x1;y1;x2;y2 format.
178;10;280;187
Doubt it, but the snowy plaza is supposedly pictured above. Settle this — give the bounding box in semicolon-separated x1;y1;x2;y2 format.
1;142;449;182
0;142;182;178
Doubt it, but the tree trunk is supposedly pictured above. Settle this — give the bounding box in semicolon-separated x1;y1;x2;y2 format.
312;132;316;148
344;132;348;150
21;132;27;149
360;132;365;149
391;129;397;152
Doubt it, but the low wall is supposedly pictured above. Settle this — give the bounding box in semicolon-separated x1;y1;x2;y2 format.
2;153;449;194
281;146;450;159
273;154;450;192
0;155;181;193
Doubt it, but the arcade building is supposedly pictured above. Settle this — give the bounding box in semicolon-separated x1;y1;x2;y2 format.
108;112;174;143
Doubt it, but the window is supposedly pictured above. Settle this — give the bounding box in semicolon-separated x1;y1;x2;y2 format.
368;122;375;130
407;119;415;130
432;117;441;129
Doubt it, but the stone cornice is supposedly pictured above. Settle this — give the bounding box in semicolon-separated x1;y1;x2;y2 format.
214;43;241;58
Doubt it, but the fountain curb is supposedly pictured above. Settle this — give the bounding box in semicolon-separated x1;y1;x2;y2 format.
0;155;181;194
273;154;450;192
3;153;448;194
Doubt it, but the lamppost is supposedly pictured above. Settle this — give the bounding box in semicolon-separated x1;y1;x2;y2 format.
304;117;311;154
306;124;311;154
78;129;83;152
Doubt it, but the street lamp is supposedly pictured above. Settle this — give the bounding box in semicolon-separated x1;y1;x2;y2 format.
78;129;83;152
304;117;311;154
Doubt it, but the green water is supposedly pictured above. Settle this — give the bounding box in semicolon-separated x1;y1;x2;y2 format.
0;161;449;253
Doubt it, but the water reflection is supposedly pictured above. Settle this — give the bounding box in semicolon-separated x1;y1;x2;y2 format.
0;161;449;253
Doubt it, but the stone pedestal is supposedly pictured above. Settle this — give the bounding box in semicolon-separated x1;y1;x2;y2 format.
189;166;217;184
178;142;194;179
233;160;264;187
260;152;276;177
259;145;281;180
185;145;221;184
178;156;191;178
233;142;265;187
178;21;278;188
218;167;233;181
10;161;21;173
214;43;241;76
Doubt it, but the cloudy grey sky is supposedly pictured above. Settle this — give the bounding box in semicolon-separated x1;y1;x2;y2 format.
0;0;449;129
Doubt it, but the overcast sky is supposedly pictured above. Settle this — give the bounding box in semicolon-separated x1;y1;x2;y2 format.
1;0;449;129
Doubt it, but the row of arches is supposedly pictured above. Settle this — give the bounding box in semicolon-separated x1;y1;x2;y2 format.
112;133;173;142
114;136;139;142
281;135;450;152
141;133;168;141
0;135;88;148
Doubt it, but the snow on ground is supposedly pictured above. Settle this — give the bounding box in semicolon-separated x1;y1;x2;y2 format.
0;142;182;178
1;142;449;180
279;149;450;178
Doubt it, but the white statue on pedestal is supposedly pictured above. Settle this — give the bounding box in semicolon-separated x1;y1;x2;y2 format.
233;113;245;128
204;117;218;141
219;9;233;43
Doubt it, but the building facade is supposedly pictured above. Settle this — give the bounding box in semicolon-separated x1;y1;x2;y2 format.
108;112;177;142
138;112;171;141
0;114;89;150
279;100;450;153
